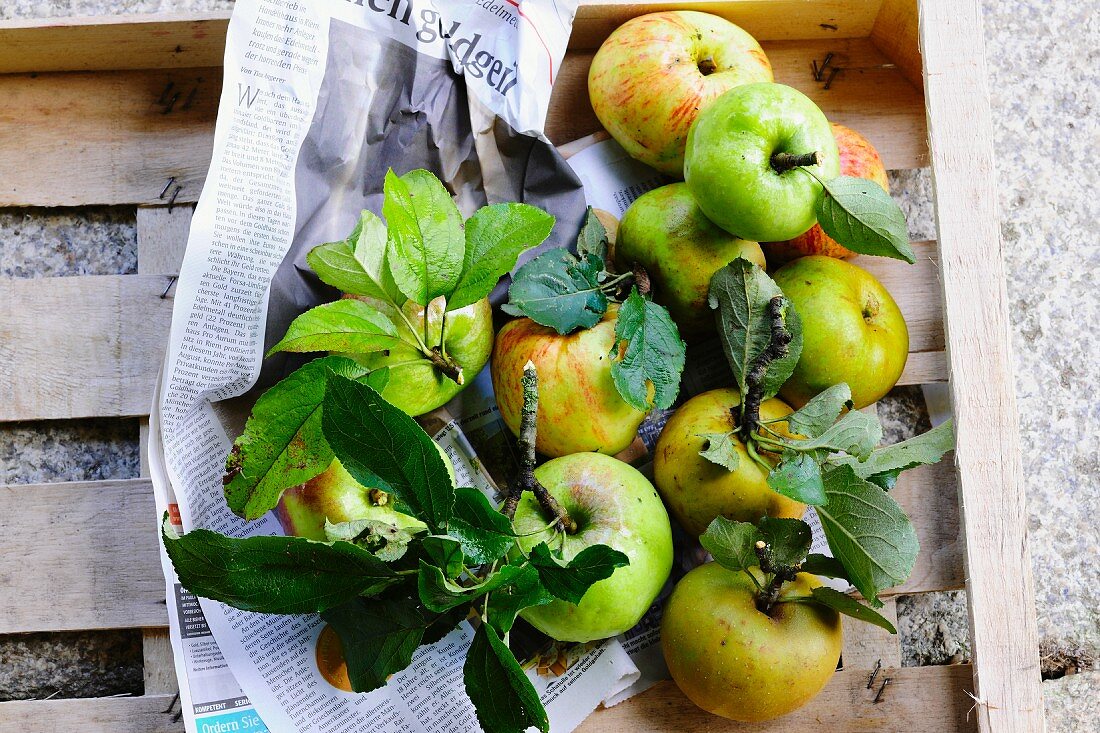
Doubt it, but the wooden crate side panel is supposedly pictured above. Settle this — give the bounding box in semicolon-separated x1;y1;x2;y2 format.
0;479;167;634
0;14;230;74
918;0;1044;731
550;37;929;168
0;275;174;422
580;665;976;732
0;68;217;207
870;0;923;90
570;0;885;47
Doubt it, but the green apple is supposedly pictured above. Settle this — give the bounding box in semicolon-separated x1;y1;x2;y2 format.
512;452;673;642
654;388;804;536
491;308;646;458
588;10;773;176
617;182;766;339
773;256;908;409
347;295;493;417
275;459;430;540
662;562;842;721
684;83;840;241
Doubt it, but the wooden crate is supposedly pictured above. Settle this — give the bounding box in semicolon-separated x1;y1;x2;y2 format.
0;1;1042;731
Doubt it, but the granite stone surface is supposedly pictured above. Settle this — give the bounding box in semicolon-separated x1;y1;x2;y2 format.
1;0;1097;728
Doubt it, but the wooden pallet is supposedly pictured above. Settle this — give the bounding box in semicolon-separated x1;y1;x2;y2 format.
0;1;1042;731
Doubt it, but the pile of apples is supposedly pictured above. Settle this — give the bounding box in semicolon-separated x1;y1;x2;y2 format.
273;9;913;726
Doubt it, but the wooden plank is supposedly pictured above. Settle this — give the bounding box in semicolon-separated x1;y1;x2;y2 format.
581;664;976;732
0;275;173;422
870;0;923;90
570;0;885;48
137;206;194;275
0;694;183;733
0;14;230;74
142;628;179;695
899;349;946;385
548;37;929;170
887;459;963;596
842;598;902;669
0;478;167;633
0;68;217;207
918;0;1045;730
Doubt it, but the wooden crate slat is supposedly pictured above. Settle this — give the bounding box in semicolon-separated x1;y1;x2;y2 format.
0;275;173;422
918;0;1044;730
0;68;217;207
137;206;195;275
580;665;976;732
549;37;929;169
898;348;946;385
0;478;167;634
841;598;902;669
0;665;975;733
0;14;230;74
883;459;963;596
870;0;923;89
569;0;884;48
0;694;182;733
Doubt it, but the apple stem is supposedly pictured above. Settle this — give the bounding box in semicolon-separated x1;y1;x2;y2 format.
501;361;578;534
770;151;819;175
754;540;799;615
739;296;792;437
428;347;464;385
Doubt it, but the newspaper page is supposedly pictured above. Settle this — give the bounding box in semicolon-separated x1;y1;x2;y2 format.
147;1;651;732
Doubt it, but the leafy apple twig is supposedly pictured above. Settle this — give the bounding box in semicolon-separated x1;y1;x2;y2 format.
703;257;955;606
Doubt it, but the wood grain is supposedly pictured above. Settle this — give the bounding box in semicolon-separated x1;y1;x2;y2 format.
580;665;976;732
570;0;884;48
549;37;929;169
0;693;183;733
871;0;923;90
0;479;167;634
842;598;902;669
137;205;194;275
919;0;1045;729
0;275;174;422
0;13;230;74
0;68;217;207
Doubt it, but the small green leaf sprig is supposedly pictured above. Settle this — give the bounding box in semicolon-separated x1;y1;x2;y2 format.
503;208;687;413
224;169;554;521
701;257;955;608
165;364;628;733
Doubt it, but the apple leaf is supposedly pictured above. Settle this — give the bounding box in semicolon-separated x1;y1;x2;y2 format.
446;203;555;312
527;542;629;605
801;553;850;581
446;487;516;564
808;586;897;633
576;206;609;260
709;258;803;400
161;514;398;614
784;384;854;438
322;595;463;693
418;561;533;613
420;535;465;578
383;169;465;306
483;567;555;635
502;247;609;334
784;408;882;461
832;419;955;490
815;176;915;263
767;451;826;506
306;210;403;303
609;287;686;411
266;299;399;356
759;517;812;568
698;432;740;472
464;622;550;733
322;374;455;531
324;518;416;562
816;465;919;606
699;517;761;573
222;356;388;520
